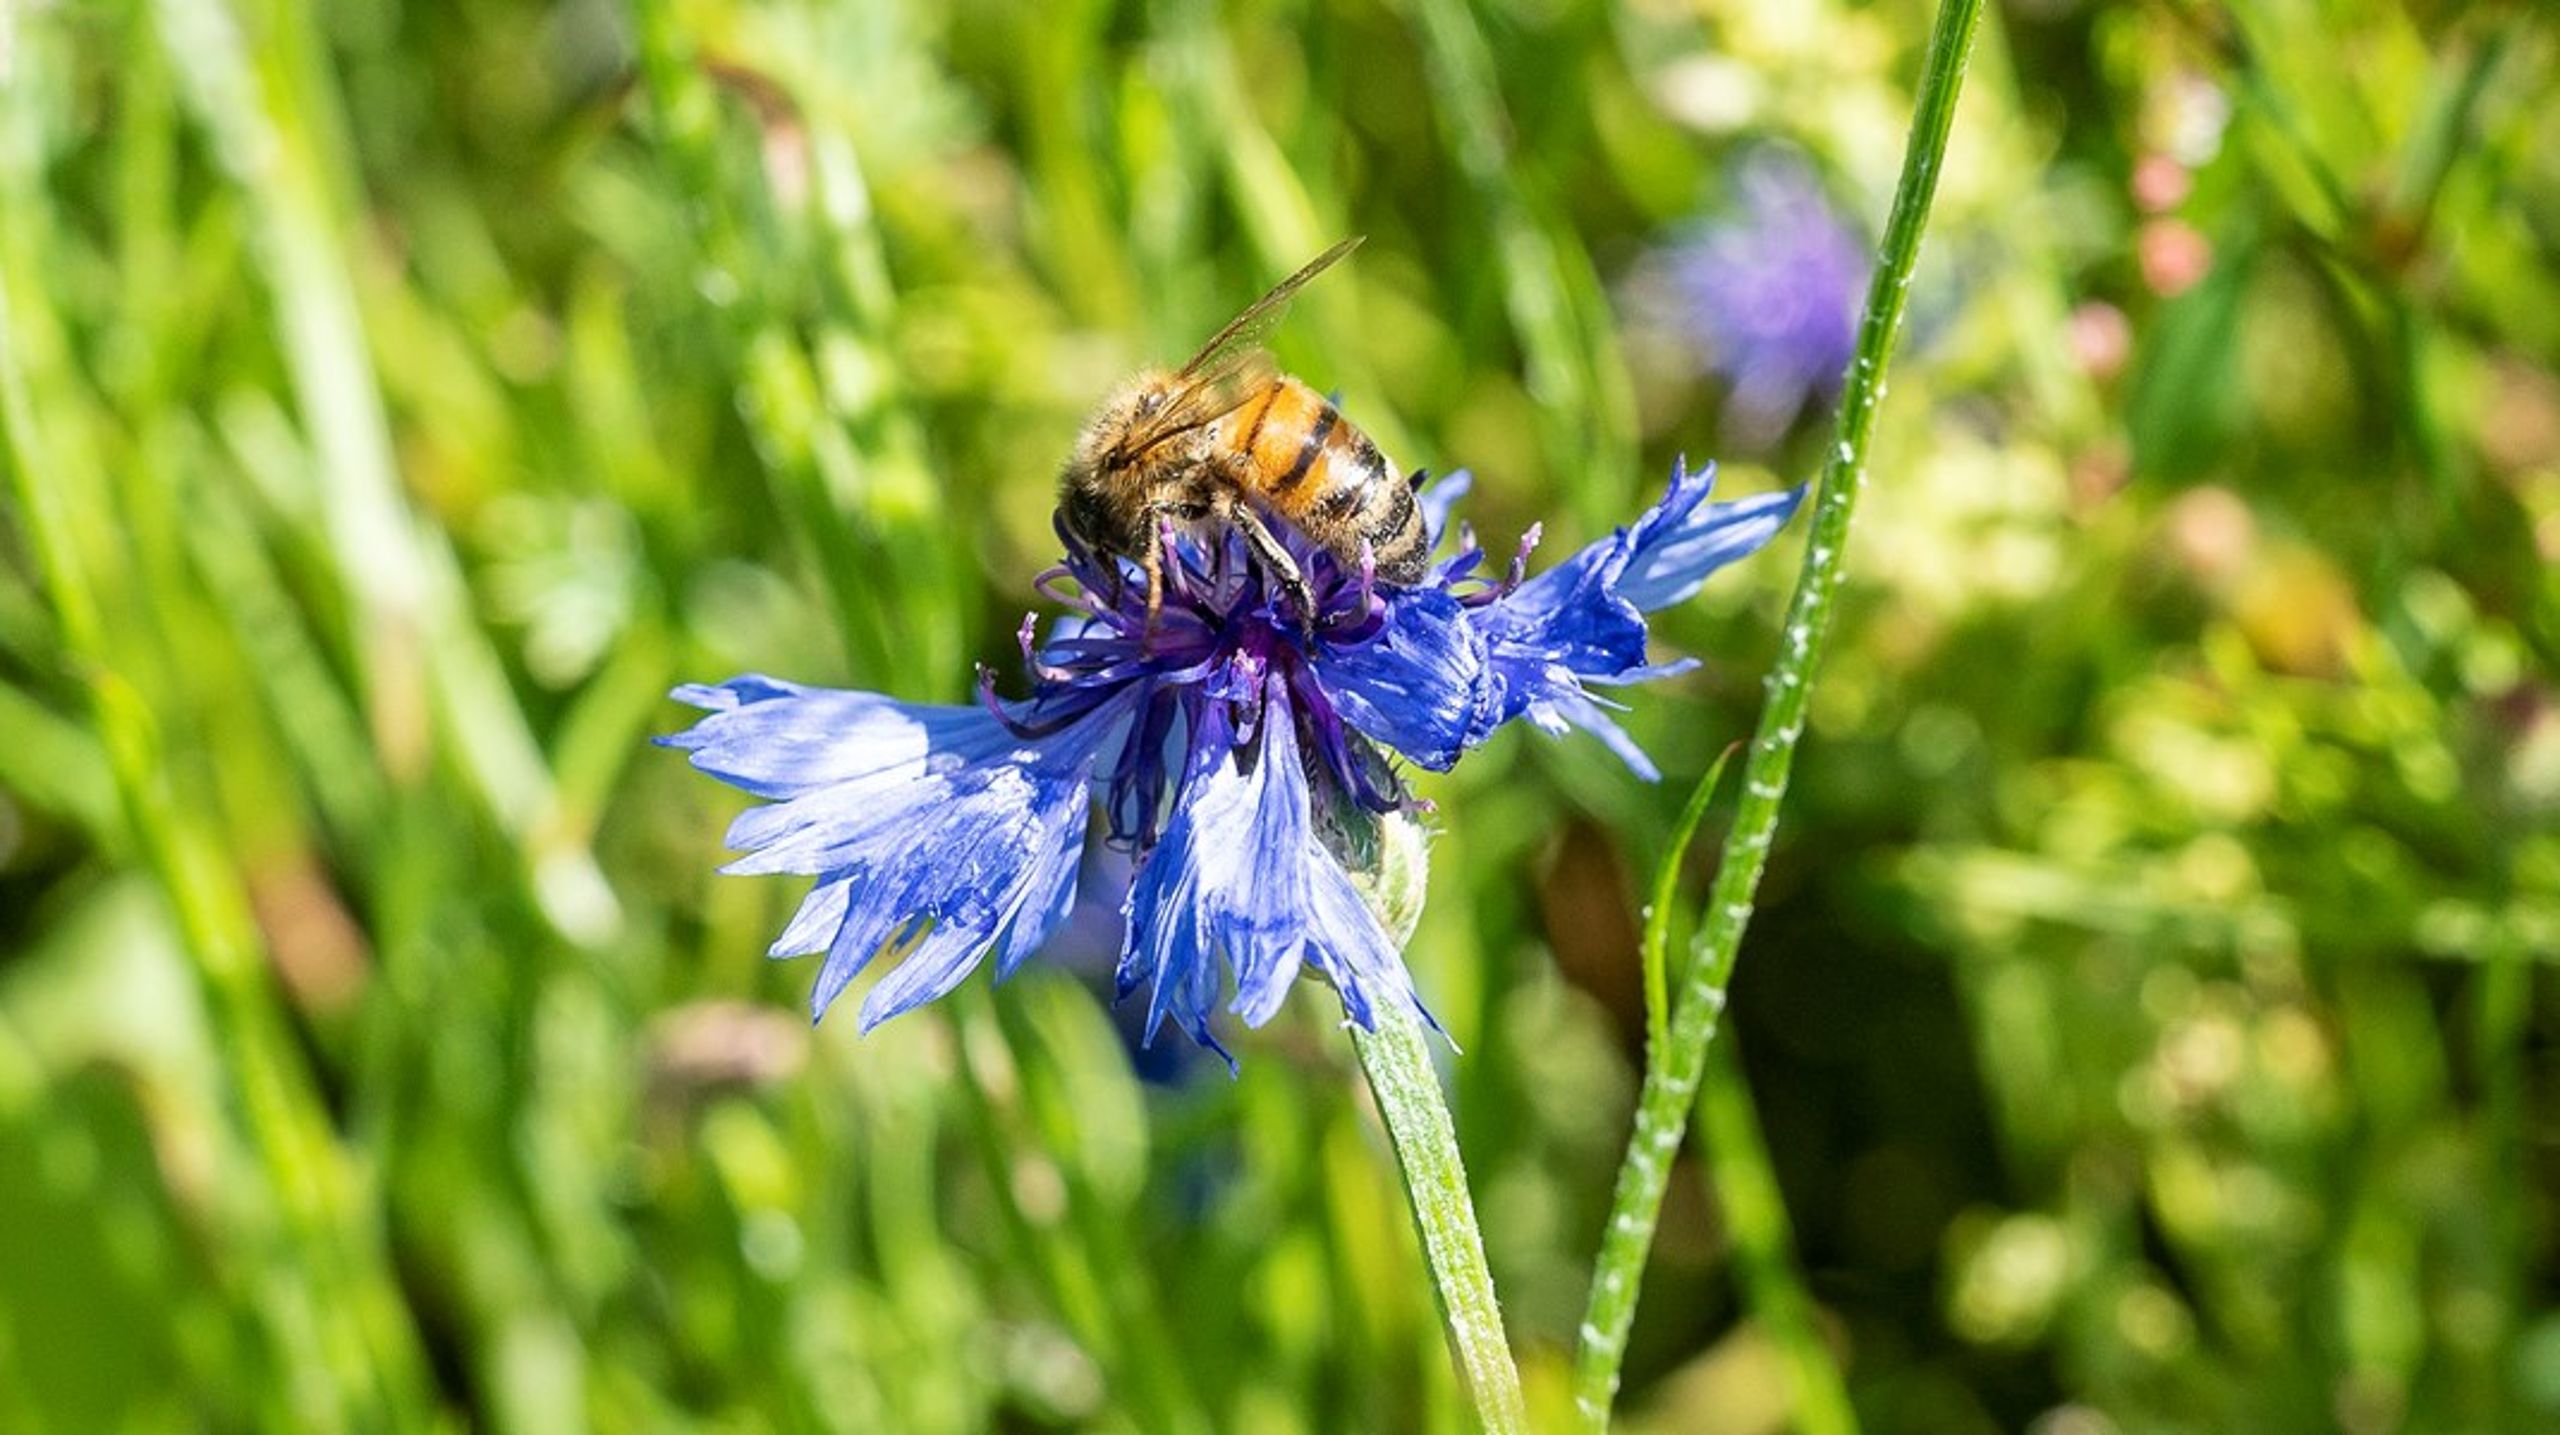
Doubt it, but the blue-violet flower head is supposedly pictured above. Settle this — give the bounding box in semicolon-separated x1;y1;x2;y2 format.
1668;153;1869;448
662;463;1801;1062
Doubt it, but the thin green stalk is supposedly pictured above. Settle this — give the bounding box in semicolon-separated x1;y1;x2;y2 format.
1569;0;1986;1425
1350;1006;1529;1435
1642;744;1740;1058
1697;1040;1857;1435
1636;748;1853;1430
2380;19;2517;255
2475;933;2528;1426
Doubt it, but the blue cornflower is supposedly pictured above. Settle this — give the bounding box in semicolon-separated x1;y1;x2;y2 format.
663;463;1800;1060
1667;154;1869;448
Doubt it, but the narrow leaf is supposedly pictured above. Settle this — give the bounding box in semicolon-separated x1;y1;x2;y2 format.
1642;741;1740;1059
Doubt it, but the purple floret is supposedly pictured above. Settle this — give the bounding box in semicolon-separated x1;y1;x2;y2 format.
1668;154;1870;448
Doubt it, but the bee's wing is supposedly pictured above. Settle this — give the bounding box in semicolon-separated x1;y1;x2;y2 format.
1113;237;1362;459
1172;236;1362;380
1115;347;1281;459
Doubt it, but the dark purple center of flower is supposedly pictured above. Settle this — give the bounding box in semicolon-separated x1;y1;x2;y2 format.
976;516;1446;853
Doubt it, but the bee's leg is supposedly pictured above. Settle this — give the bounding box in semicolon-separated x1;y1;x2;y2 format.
1140;521;1168;645
1223;499;1316;638
1139;499;1215;646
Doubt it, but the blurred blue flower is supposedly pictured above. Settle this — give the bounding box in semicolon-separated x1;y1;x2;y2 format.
664;464;1800;1059
1668;155;1869;448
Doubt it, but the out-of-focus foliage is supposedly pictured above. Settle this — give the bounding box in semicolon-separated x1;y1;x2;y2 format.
0;0;2552;1431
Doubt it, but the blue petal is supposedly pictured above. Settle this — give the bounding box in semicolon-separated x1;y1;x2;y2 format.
1315;583;1488;771
662;678;1122;1027
1535;693;1661;782
1478;551;1648;700
1298;855;1431;1033
1470;544;1647;744
1502;461;1804;628
1617;468;1807;612
994;818;1085;982
662;676;995;802
1466;462;1801;772
1418;469;1474;549
1118;673;1425;1059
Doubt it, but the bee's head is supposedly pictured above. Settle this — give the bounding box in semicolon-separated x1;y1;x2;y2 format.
1058;372;1182;554
1106;380;1179;469
1058;468;1141;561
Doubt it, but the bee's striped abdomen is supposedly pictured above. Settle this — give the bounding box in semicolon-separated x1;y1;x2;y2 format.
1365;476;1429;581
1219;375;1431;585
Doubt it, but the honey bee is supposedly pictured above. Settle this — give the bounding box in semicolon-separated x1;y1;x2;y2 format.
1060;237;1429;630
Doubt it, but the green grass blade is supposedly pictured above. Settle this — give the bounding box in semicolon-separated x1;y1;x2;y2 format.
1697;1038;1858;1435
1641;741;1739;1061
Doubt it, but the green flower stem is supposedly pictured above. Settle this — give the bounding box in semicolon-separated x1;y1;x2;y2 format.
1569;0;1987;1425
1352;1005;1530;1435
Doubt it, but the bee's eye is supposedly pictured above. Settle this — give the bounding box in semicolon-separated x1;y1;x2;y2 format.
1063;488;1114;546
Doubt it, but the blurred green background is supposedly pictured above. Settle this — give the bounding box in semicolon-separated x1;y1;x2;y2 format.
2;0;2554;1430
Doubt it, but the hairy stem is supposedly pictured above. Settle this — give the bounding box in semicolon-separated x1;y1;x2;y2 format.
1353;1006;1530;1434
1569;0;1988;1424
